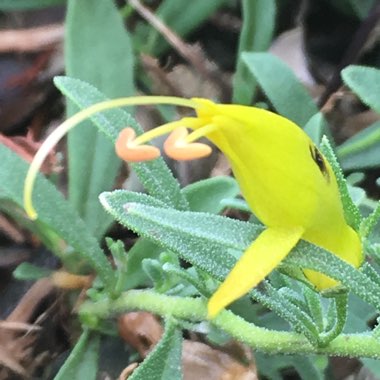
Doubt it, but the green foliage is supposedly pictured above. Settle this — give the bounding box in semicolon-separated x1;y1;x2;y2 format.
337;66;380;172
303;112;328;145
128;319;182;380
0;144;114;289
256;353;326;380
320;137;362;231
100;189;258;280
99;188;380;313
338;120;380;170
65;0;135;239
8;1;380;378
13;263;52;280
242;52;319;126
122;176;239;290
232;0;276;104
54;330;100;380
182;176;240;213
342;66;380;113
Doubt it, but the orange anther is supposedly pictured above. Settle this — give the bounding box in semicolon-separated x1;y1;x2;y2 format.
164;127;212;161
115;128;160;162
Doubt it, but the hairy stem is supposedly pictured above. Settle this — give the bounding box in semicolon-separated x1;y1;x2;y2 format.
79;289;380;358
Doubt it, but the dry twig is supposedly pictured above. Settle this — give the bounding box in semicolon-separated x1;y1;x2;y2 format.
0;24;64;53
129;0;229;96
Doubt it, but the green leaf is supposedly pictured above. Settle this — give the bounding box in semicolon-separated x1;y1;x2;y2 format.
304;287;324;331
287;243;380;311
0;0;65;9
13;263;52;281
360;202;380;238
182;176;240;213
65;0;135;239
54;330;100;380
342;65;380;113
256;353;325;380
54;76;188;211
320;293;348;345
106;238;129;296
242;52;318;126
337;120;380;170
220;198;252;213
232;0;276;104
345;294;375;333
361;358;380;378
253;284;320;346
144;0;226;56
344;294;380;379
101;190;380;311
303;112;328;145
128;318;182;380
100;190;261;280
320;137;362;231
123;239;163;290
0;144;115;289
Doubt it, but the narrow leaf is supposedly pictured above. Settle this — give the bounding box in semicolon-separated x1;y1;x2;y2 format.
182;176;240;213
337;120;380;170
342;65;380;113
303;112;328;145
100;190;262;280
252;285;320;346
65;0;135;239
287;242;380;311
360;203;380;238
101;190;380;311
0;144;115;289
54;330;100;380
242;52;318;126
13;263;52;281
232;0;276;104
320;136;362;231
128;318;182;380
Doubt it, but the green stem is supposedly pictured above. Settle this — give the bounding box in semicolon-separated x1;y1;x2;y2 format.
79;289;380;359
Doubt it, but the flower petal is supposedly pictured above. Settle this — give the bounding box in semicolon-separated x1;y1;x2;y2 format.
207;226;304;318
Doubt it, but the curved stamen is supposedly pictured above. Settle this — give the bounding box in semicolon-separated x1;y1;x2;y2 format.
164;126;213;160
115;128;161;162
115;118;205;162
24;96;199;220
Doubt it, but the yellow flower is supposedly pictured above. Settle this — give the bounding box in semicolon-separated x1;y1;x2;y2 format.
24;96;363;319
114;97;363;317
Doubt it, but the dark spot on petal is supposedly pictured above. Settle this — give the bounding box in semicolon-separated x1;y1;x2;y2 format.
309;145;330;181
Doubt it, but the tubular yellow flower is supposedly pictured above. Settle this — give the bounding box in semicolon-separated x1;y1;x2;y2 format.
24;95;363;319
114;97;363;317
